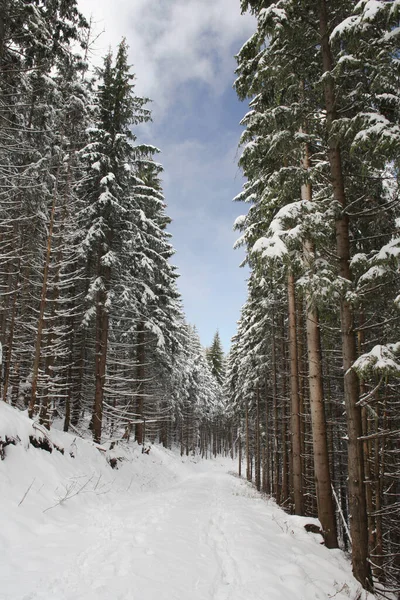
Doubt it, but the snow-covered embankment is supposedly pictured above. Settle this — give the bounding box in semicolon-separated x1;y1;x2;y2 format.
0;403;374;600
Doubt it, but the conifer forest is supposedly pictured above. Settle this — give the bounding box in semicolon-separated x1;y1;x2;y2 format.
1;1;400;599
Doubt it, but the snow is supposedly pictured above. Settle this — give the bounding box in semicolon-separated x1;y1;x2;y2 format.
0;402;38;447
350;253;368;267
99;172;116;186
357;264;387;285
355;0;385;20
251;201;311;260
144;320;165;347
270;201;303;230
384;26;400;41
233;215;247;229
352;344;400;377
376;237;400;260
100;250;119;267
332;2;386;39
1;404;375;600
253;234;288;259
330;16;359;39
353;113;400;145
259;6;287;23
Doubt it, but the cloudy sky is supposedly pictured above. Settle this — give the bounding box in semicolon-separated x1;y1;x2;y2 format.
77;0;255;350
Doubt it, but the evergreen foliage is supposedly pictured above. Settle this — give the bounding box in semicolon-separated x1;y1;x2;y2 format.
228;0;400;593
206;331;225;385
2;2;400;595
0;2;225;461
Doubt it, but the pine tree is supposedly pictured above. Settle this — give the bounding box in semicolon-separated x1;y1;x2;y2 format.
77;40;153;443
206;331;225;385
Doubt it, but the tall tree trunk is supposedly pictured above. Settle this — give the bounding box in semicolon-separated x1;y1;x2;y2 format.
39;244;63;429
305;298;338;547
272;312;280;503
0;262;11;359
263;381;270;494
72;331;85;427
255;385;261;491
186;412;190;456
28;177;59;419
373;397;384;582
0;0;5;61
288;270;304;515
296;296;306;502
302;141;337;547
135;324;145;445
93;254;111;444
238;425;242;477
2;266;20;402
281;396;289;509
63;310;76;433
358;318;375;560
93;294;109;444
281;318;289;508
246;398;251;481
319;0;371;587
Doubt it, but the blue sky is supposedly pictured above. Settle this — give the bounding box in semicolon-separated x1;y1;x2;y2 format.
78;0;255;351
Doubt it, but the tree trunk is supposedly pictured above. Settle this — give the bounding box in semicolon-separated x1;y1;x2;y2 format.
238;427;242;477
246;398;251;481
272;312;280;503
72;331;85;427
2;267;20;402
135;324;146;445
373;397;384;581
281;398;289;509
319;0;371;587
255;385;261;491
305;299;338;547
39;243;64;429
28;179;59;419
0;0;5;61
302;140;337;546
93;292;109;444
263;380;270;494
358;318;375;561
288;270;304;514
281;318;289;508
93;250;111;444
296;296;306;503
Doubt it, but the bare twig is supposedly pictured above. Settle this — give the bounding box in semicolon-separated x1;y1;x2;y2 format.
43;475;94;513
18;478;36;506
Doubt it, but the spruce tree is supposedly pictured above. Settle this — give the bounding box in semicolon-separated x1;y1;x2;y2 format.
78;39;152;442
206;331;225;385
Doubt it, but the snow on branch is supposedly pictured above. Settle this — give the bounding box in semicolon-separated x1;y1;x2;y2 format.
352;343;400;379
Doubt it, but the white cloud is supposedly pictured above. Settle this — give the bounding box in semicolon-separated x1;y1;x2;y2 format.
78;0;255;113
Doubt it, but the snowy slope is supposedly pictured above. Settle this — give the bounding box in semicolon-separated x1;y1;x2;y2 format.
0;404;374;600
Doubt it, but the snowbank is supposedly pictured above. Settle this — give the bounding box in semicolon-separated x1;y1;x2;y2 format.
0;403;376;600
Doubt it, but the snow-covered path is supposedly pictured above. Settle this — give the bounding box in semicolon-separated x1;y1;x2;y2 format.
6;463;361;600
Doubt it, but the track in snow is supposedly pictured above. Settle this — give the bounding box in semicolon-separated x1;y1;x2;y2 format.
7;466;362;600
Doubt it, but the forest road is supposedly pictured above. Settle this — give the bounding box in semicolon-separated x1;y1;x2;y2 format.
13;467;343;600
